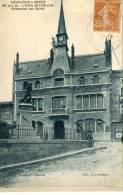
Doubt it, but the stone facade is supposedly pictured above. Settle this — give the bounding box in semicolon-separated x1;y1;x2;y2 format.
11;1;122;141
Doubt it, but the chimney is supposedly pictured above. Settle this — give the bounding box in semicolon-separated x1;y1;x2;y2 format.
49;48;54;66
105;37;112;67
16;52;19;73
71;44;75;66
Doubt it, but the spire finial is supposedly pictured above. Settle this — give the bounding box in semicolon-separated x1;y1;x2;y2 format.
57;0;67;35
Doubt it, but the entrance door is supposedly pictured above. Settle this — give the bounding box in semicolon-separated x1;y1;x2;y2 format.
54;121;65;139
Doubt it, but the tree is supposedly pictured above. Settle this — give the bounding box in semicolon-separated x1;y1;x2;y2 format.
0;122;11;139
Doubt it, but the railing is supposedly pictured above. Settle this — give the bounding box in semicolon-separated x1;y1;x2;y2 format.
0;126;91;142
0;113;13;121
51;108;68;115
2;126;89;141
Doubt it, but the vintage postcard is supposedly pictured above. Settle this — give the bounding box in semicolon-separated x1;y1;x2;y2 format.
0;0;123;192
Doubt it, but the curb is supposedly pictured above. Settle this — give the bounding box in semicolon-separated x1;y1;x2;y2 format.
0;145;107;172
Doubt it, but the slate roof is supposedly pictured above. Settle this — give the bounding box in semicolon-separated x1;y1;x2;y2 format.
16;52;107;77
71;53;106;72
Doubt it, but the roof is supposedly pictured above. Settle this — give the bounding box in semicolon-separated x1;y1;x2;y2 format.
15;52;108;77
70;53;106;72
0;101;13;105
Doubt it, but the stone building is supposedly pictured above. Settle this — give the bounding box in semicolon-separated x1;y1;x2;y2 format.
111;70;123;140
0;101;14;124
12;1;122;141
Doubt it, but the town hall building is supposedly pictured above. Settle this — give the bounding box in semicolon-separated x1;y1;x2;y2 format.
11;1;123;141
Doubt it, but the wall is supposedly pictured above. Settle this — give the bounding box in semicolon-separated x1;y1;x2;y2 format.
0;140;89;166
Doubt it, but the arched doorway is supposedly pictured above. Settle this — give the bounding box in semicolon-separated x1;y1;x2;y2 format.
54;120;65;139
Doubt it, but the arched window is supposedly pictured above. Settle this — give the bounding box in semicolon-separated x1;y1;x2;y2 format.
85;118;95;133
35;80;40;88
93;75;99;84
96;120;104;132
23;81;28;89
79;76;85;85
54;69;64;86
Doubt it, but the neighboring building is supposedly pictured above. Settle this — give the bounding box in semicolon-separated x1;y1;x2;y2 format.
0;101;14;124
111;70;123;140
11;1;122;141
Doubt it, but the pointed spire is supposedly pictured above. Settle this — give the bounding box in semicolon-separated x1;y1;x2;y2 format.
57;0;67;35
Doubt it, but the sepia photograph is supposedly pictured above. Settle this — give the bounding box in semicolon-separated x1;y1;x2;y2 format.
0;0;123;191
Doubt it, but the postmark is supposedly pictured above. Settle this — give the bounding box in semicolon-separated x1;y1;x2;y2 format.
94;0;120;32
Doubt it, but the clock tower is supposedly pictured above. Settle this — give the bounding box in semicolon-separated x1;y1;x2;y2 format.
50;0;70;73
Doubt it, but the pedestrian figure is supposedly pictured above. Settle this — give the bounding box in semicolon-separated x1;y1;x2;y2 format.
86;130;94;147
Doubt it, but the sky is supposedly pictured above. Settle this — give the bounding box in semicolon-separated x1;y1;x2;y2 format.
0;0;122;101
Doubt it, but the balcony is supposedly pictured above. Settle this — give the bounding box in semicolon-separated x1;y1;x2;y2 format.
48;108;69;119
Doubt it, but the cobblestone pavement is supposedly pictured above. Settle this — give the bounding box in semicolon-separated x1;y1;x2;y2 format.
0;142;123;191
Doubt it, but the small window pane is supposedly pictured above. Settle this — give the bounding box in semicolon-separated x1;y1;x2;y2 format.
83;96;89;109
90;95;96;108
97;95;103;108
76;96;82;109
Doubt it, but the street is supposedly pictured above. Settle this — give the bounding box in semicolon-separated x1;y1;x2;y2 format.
0;142;123;191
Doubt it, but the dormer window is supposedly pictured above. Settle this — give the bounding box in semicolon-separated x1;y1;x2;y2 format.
93;75;99;84
54;68;64;86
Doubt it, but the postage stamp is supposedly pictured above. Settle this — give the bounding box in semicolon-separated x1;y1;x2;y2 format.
94;0;120;32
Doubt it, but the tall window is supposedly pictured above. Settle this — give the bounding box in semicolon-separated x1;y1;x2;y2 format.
97;95;103;108
32;98;44;111
76;96;82;109
35;80;40;88
52;97;66;110
54;69;64;86
90;95;96;108
83;95;89;109
85;119;95;132
93;75;99;84
38;99;43;111
32;98;37;111
79;76;85;85
121;87;123;97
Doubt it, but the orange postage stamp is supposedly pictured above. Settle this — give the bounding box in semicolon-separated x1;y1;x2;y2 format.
94;0;120;32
